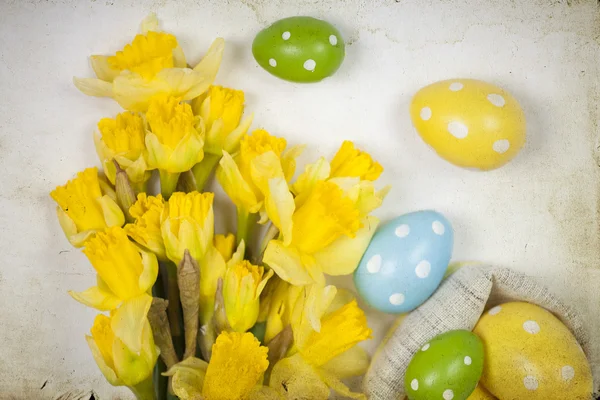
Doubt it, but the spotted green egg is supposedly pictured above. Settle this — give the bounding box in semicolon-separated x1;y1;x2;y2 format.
405;330;484;400
252;16;345;83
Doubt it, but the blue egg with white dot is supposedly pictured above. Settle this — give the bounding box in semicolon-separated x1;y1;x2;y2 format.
354;210;453;314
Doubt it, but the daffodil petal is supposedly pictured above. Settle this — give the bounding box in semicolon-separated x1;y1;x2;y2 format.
56;206;94;247
249;151;285;194
140;13;159;34
169;131;205;172
314;216;379;276
69;286;122;311
291;283;337;349
86;334;122;386
73;77;114;98
144;132;169;170
216;151;258;211
138;250;158;294
223;114;254;154
193;37;225;74
263;241;314;286
157;68;212;102
265;177;295;246
281;144;305;182
113;319;158;387
321;345;370;378
327;177;361;203
269;354;330;399
325;288;355;315
227;239;246;268
199;245;226;323
164;357;208;399
114;154;150;185
111;294;152;354
356;182;390;216
112;72;169;111
318;368;366;400
90;55;121;82
172;46;187;68
292;157;330;198
98;195;125;228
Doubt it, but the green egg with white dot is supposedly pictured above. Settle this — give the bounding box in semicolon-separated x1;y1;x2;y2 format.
252;16;345;83
405;330;484;400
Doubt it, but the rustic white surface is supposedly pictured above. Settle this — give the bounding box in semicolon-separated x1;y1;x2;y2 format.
1;0;599;398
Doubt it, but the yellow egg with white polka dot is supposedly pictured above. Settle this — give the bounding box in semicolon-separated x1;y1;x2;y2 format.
410;79;526;170
466;384;496;400
473;302;592;400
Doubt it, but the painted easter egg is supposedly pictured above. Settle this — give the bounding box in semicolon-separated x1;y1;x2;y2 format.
353;210;453;314
474;302;593;400
252;16;345;83
410;79;526;170
405;330;484;400
466;384;496;400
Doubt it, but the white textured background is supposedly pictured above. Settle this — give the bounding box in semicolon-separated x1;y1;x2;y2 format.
1;0;599;398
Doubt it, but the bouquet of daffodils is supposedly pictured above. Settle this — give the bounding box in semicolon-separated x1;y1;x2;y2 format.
51;14;389;400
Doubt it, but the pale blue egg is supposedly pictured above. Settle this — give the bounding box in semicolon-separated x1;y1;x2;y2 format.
353;210;453;314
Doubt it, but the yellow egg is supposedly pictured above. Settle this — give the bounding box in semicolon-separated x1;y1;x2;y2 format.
473;302;592;400
466;384;496;400
410;79;526;170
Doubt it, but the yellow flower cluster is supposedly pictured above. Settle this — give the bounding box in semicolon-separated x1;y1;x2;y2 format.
51;12;389;400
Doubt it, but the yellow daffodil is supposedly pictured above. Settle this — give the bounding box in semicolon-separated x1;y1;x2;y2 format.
161;191;214;265
270;299;371;400
50;167;125;247
292;141;389;215
223;260;274;332
197;240;245;359
329;140;383;180
263;180;380;286
213;233;236;262
69;227;158;352
145;95;205;197
94;111;150;192
216;129;302;245
191;85;253;190
263;280;336;345
124;193;166;259
166;332;276;400
73;14;224;112
87;313;158;400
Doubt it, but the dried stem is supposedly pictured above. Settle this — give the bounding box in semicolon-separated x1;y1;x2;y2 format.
178;250;200;360
176;170;197;193
147;298;179;370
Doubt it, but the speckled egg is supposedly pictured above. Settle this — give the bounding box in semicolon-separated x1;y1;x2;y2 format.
405;330;484;400
353;210;453;314
466;384;496;400
410;79;526;170
252;16;345;83
474;302;593;400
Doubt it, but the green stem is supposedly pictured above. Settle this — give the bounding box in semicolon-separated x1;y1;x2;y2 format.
159;170;181;199
192;154;220;191
236;207;258;259
166;263;184;360
129;376;156;400
131;179;148;195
